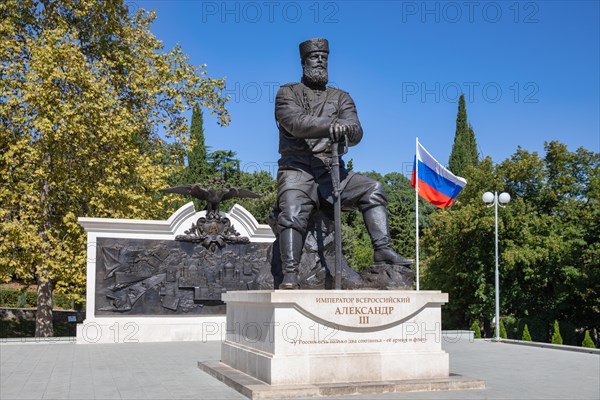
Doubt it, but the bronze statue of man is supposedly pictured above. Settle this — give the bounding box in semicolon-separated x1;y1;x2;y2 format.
274;38;412;289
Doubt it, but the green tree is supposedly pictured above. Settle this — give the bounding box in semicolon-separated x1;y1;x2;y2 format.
170;103;211;211
424;142;599;341
471;320;482;339
500;143;599;341
422;157;500;332
448;94;478;177
499;319;507;339
230;170;276;224
341;171;435;272
468;124;478;166
0;0;229;336
186;103;209;184
581;330;596;348
384;171;436;259
207;150;240;182
551;320;563;344
522;324;532;341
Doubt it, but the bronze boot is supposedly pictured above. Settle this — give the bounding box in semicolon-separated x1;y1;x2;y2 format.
363;206;415;267
278;228;304;289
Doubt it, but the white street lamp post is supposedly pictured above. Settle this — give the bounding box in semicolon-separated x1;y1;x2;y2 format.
482;191;511;340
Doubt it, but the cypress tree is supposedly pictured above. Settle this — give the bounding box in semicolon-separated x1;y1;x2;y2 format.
581;330;596;348
522;324;532;341
499;319;507;339
468;123;478;164
470;320;482;339
551;320;563;344
186;103;208;184
448;94;479;177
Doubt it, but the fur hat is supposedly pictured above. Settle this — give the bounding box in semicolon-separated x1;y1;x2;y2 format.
299;38;329;60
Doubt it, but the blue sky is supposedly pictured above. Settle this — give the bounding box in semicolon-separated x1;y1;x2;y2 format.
142;0;599;177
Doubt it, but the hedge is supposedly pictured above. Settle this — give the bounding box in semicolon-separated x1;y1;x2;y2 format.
0;288;84;310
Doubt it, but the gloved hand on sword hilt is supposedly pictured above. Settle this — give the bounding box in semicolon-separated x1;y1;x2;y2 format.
329;121;359;143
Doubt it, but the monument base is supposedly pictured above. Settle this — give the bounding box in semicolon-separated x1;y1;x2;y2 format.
198;361;485;400
200;290;484;396
221;344;449;384
199;290;484;398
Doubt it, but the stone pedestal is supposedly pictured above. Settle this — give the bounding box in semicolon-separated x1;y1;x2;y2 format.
219;290;449;385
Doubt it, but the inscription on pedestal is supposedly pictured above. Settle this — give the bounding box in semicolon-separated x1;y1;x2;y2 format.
273;292;447;330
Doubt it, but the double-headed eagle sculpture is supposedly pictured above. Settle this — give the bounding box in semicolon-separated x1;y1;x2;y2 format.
160;181;260;218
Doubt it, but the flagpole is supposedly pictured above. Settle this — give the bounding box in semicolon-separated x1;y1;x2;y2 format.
415;137;420;291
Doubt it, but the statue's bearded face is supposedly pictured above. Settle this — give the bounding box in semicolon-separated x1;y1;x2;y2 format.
302;51;328;88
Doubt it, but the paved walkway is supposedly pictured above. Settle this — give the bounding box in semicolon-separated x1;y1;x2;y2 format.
1;337;598;399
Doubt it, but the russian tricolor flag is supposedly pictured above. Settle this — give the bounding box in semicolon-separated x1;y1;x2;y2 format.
411;140;467;208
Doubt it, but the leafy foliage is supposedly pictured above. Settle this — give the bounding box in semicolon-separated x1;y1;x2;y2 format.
423;142;599;341
207;150;240;181
230;170;277;224
551;320;563;344
188;148;276;224
422;158;499;331
0;0;229;336
1;289;37;308
341;171;436;271
0;287;82;310
448;94;478;177
582;330;595;348
499;319;507;339
168;103;212;211
471;320;482;339
186;103;210;184
522;324;532;341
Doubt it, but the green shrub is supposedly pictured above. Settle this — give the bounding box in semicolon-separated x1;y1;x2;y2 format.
551;320;563;344
0;289;36;308
26;292;36;306
470;320;482;339
0;288;84;310
499;319;507;339
582;330;596;348
521;324;532;341
53;293;74;309
0;289;17;306
17;292;28;308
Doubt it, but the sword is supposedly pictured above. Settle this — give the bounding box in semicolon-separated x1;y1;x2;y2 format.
329;127;349;290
